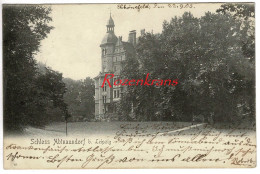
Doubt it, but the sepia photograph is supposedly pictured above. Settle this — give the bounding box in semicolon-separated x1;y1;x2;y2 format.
2;2;256;169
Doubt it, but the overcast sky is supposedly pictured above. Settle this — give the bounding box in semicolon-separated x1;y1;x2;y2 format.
34;3;221;80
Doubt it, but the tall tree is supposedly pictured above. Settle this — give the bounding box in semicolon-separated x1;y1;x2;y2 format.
63;77;95;121
35;63;69;124
216;3;255;121
120;9;255;123
79;77;95;120
3;5;55;131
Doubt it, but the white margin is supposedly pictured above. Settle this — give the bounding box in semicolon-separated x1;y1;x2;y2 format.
0;0;258;174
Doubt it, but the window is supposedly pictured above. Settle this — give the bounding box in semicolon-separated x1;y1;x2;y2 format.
114;90;117;98
114;77;119;86
114;66;117;72
103;96;107;103
102;49;107;56
114;78;116;86
117;90;120;98
103;83;107;91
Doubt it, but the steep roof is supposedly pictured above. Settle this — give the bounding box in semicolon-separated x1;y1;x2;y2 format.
107;15;115;26
101;33;118;46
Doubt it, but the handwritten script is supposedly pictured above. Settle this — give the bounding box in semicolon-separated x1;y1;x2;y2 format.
117;3;195;12
4;123;256;169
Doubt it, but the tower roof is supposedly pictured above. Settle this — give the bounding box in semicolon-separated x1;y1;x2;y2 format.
101;13;117;46
101;33;118;45
106;14;114;26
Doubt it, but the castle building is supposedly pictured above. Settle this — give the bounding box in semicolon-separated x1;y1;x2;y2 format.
94;14;136;121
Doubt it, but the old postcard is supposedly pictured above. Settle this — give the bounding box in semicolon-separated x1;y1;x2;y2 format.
2;3;256;169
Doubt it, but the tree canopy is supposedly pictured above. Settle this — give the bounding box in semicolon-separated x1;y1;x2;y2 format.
63;77;95;121
3;5;69;132
118;5;255;123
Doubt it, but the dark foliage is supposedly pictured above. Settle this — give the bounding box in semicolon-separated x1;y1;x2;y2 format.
119;5;255;123
63;77;95;121
3;5;69;132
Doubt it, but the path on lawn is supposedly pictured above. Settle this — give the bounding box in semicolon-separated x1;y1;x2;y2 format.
21;121;199;137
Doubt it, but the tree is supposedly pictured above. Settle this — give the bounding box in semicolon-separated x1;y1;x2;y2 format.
120;9;255;123
63;77;95;121
79;77;95;120
216;3;255;122
3;5;69;132
34;63;69;125
217;3;254;20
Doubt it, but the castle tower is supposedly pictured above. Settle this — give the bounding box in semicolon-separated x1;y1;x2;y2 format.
100;14;118;73
94;14;136;121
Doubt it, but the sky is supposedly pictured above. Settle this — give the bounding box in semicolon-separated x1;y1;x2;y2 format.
34;3;221;80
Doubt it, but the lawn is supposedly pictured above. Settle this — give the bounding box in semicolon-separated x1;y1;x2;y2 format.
18;121;194;137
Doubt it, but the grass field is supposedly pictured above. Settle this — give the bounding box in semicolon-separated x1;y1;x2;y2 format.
20;121;193;137
6;120;255;138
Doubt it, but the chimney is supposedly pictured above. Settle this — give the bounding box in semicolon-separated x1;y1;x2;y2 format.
128;30;136;47
140;29;145;36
